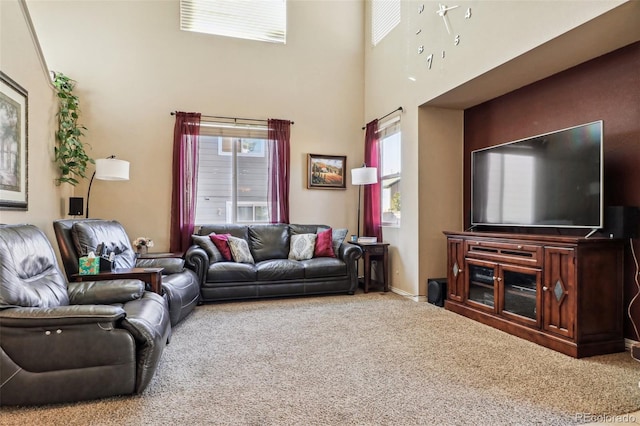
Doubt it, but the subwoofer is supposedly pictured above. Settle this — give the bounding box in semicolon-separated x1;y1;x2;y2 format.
604;206;639;239
427;278;447;307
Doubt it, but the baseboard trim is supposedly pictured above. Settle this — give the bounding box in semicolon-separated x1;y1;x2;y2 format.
388;286;426;302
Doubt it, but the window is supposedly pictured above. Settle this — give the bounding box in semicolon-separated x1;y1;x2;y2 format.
372;0;401;46
180;0;287;44
196;135;270;225
379;116;401;226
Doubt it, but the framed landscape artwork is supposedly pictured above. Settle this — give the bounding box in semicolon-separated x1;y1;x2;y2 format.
307;154;346;190
0;71;28;210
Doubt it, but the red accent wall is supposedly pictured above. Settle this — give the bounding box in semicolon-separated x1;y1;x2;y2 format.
464;41;640;340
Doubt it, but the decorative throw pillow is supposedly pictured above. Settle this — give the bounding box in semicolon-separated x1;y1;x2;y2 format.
210;233;233;261
227;236;255;264
192;234;224;262
289;233;317;260
313;228;335;258
329;228;348;256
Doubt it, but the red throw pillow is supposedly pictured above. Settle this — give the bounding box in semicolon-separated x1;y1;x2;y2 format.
209;233;233;261
314;228;335;258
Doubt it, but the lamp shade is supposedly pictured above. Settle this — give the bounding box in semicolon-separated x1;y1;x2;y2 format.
351;167;377;186
95;158;130;181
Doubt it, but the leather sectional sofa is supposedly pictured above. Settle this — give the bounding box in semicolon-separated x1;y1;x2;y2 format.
185;224;362;302
0;224;171;406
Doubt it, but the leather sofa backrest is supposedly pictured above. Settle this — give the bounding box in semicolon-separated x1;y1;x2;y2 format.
198;224;249;240
53;219;138;279
194;223;348;263
0;224;69;308
71;220;137;269
248;225;289;262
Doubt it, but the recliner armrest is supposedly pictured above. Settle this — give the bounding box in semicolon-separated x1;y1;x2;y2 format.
0;304;126;328
136;257;185;274
67;279;145;305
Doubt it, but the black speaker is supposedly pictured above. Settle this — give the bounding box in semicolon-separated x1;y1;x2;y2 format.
427;278;447;307
604;206;639;239
68;197;84;216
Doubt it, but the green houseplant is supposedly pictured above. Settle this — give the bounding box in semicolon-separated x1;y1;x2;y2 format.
52;72;93;186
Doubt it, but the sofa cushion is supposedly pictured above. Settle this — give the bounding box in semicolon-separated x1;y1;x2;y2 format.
317;227;348;255
302;257;346;279
210;234;233;261
314;228;335;258
248;225;289;262
207;262;257;283
256;259;305;281
192;234;224;262
289;233;317;260
228;236;255;264
72;220;136;269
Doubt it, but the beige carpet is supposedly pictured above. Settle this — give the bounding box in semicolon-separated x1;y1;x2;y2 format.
2;291;639;425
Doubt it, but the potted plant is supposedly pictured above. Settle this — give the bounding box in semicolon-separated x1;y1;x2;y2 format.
52;72;93;186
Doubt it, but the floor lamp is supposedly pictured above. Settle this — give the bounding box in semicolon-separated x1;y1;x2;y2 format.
86;155;130;218
351;165;378;239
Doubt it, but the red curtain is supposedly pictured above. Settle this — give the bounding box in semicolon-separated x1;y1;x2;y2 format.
267;119;291;224
170;112;201;253
363;119;383;242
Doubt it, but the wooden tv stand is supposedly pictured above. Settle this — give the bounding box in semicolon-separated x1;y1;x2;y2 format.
443;231;625;358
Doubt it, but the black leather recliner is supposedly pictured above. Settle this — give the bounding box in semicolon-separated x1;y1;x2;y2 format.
53;219;200;326
0;224;171;406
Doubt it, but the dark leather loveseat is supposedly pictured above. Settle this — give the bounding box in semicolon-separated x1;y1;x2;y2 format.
185;224;362;302
0;224;171;406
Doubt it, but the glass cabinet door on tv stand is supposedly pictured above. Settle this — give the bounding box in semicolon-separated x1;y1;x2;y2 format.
466;261;541;327
467;261;496;312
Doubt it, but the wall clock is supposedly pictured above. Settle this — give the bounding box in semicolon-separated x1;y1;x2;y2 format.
416;3;472;69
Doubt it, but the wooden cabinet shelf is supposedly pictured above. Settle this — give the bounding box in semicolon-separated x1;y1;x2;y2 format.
444;231;625;358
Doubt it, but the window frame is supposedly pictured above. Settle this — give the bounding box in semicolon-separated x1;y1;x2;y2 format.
195;134;270;225
378;115;401;227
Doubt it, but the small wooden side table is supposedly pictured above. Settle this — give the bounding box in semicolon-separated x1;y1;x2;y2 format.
73;267;165;295
353;242;390;293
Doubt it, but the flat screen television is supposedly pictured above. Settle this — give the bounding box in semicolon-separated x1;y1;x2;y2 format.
471;121;603;230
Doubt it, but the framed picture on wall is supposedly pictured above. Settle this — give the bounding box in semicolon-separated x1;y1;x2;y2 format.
0;71;28;210
307;154;346;190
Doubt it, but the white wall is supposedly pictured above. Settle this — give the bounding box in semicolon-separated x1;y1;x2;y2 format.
364;0;635;296
0;0;67;244
26;0;365;250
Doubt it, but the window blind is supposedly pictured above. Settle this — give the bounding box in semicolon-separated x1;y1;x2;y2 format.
372;0;401;46
199;118;268;139
180;0;286;44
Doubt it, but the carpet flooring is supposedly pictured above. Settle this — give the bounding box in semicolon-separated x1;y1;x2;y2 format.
2;291;639;425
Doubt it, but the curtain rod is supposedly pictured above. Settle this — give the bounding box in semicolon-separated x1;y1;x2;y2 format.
170;111;294;125
361;106;403;130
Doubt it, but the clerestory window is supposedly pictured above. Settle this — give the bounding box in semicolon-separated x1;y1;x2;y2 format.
180;0;287;44
372;0;401;46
